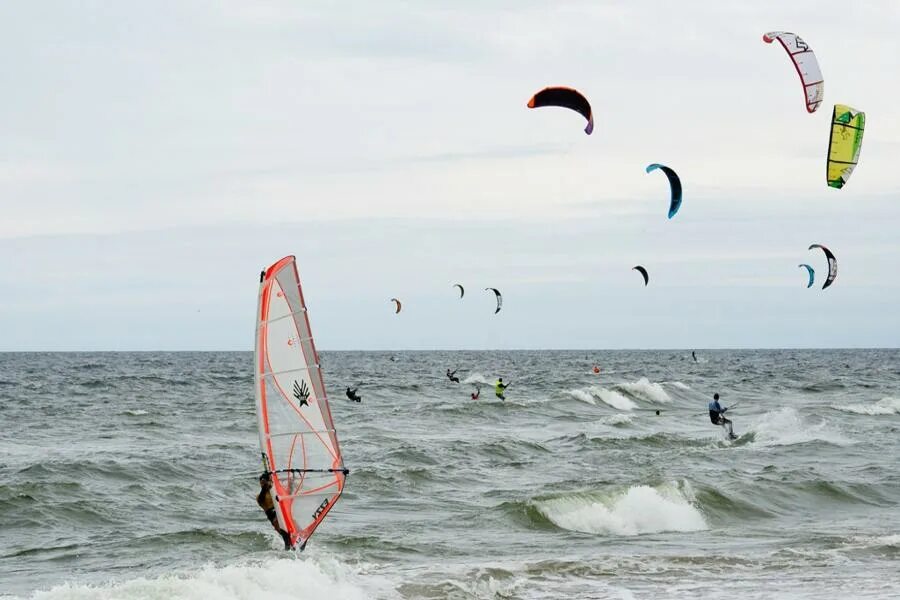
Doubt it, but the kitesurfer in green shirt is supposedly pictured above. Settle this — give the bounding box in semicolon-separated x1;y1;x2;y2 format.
494;377;510;400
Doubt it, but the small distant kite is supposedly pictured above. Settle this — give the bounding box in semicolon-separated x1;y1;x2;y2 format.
527;86;594;135
485;288;502;314
797;264;815;289
390;298;402;314
645;163;683;219
762;31;824;113
453;284;465;299
632;265;649;286
808;244;837;289
827;104;865;189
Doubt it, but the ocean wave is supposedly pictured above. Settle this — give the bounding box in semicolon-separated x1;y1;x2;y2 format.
613;378;672;404
122;409;149;416
566;389;596;405
531;481;707;536
833;396;900;415
589;386;636;411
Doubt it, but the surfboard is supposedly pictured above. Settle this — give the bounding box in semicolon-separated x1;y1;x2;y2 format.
254;256;349;550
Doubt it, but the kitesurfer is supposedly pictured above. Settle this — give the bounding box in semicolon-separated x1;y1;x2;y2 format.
447;369;460;383
346;387;362;402
495;378;510;400
708;393;735;439
471;384;481;400
692;351;698;362
257;473;293;550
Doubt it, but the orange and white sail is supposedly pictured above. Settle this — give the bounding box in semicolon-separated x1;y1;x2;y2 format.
254;256;348;550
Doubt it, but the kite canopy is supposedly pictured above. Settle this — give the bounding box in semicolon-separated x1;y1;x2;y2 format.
485;288;502;314
527;86;594;135
763;31;824;113
808;244;837;289
453;284;465;299
632;265;649;286
390;298;402;314
827;104;865;189
797;263;815;289
645;164;683;219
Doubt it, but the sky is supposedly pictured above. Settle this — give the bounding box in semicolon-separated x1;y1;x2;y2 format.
1;0;898;351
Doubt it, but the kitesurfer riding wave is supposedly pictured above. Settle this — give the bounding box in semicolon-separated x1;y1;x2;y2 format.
447;369;460;383
708;393;735;439
495;378;510;400
346;387;361;402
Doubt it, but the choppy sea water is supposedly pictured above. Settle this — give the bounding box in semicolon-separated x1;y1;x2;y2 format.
1;350;898;599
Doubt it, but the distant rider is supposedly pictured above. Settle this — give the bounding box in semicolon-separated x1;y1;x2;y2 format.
257;473;294;550
447;369;460;383
494;377;510;400
346;387;362;402
708;392;735;438
471;384;481;400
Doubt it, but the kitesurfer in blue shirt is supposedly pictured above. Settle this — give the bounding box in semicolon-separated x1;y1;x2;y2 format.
708;393;735;439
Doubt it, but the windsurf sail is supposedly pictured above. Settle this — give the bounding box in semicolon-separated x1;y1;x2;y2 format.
254;256;348;550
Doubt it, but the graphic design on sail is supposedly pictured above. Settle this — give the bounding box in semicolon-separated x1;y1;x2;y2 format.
255;256;348;550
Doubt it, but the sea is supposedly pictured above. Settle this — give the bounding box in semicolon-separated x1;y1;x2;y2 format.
1;349;899;599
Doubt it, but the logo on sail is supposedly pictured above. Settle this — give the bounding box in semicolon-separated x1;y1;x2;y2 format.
293;380;310;406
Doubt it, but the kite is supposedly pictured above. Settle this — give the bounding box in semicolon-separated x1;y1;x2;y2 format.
808;244;837;289
763;31;824;113
527;87;594;135
632;265;649;286
827;104;865;189
645;164;683;219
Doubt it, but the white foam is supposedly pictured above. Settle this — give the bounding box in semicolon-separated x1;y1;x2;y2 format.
535;481;707;536
669;381;691;390
614;378;672;404
123;409;149;416
567;389;596;405
461;372;491;386
600;414;634;426
848;533;900;548
749;407;851;447
588;386;637;411
22;555;383;600
834;396;900;416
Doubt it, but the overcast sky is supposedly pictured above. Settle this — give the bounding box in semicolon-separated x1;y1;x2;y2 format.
1;1;898;351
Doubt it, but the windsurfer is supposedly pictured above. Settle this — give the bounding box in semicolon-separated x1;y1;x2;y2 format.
257;473;294;550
